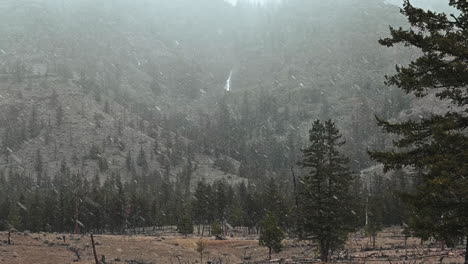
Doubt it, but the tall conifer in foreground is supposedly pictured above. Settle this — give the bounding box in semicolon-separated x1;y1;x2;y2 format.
299;120;356;262
369;1;468;261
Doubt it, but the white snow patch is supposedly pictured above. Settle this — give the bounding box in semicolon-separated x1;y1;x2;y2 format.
224;69;233;92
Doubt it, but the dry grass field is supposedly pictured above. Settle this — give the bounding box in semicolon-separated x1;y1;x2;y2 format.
0;228;465;264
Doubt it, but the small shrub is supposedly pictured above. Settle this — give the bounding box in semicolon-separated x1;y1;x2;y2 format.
211;220;223;237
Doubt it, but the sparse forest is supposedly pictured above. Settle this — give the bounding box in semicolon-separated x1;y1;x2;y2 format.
0;0;466;263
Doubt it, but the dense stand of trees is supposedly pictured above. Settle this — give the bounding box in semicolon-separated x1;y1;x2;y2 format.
0;162;293;234
0;139;409;239
0;0;467;263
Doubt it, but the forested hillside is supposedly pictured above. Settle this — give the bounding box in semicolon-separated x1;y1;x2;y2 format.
1;1;466;262
0;0;419;230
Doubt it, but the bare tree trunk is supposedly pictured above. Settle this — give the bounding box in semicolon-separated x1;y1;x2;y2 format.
269;247;272;260
405;236;408;259
74;199;80;235
320;240;329;263
291;166;302;238
90;234;99;264
8;231;11;245
464;235;468;264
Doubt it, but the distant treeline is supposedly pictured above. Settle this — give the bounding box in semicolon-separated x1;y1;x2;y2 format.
0;123;408;238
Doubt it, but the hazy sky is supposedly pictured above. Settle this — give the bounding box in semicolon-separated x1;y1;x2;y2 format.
224;0;274;5
225;0;450;10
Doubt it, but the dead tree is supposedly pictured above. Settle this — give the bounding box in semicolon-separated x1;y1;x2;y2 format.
90;233;99;264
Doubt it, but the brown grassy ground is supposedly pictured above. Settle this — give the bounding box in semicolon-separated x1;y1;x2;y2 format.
0;228;465;264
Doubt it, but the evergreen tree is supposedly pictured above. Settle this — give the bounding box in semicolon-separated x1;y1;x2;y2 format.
98;157;109;172
56;104;64;127
126;150;134;173
262;177;288;227
18;194;28;231
8;202;22;230
213;181;228;221
104;100;110;114
150;78;162;95
211;220;223;237
50;89;58;107
365;175;384;249
29;106;40;138
34;149;43;177
0;197;10;231
136;145;148;173
259;212;284;260
177;212;194;236
28;191;43;232
298;120;356;262
192;180;211;233
370;1;468;259
42;185;59;232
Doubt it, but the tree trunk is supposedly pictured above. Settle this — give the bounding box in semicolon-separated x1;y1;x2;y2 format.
269;247;272;260
372;235;376;249
464;235;468;264
404;236;408;259
90;234;99;264
320;240;329;262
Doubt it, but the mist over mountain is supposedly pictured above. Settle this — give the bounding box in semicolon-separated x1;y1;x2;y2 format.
1;1;466;260
0;0;418;178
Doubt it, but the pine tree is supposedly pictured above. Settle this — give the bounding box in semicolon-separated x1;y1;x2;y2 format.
8;202;22;231
50;89;58;107
104;100;110;114
136;145;148;173
29;106;40;138
126;150;134;172
192;180;211;233
0;197;10;231
213;181;228;221
259;212;284;260
56;104;64;127
211;220;223;237
98;157;109;172
18;194;28;231
370;1;468;259
365;174;384;249
298;120;356;262
263;177;288;227
177;212;194;236
34;149;43;176
28;191;43;232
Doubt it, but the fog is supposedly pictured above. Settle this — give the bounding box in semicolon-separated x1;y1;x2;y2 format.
0;0;466;263
225;0;277;5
